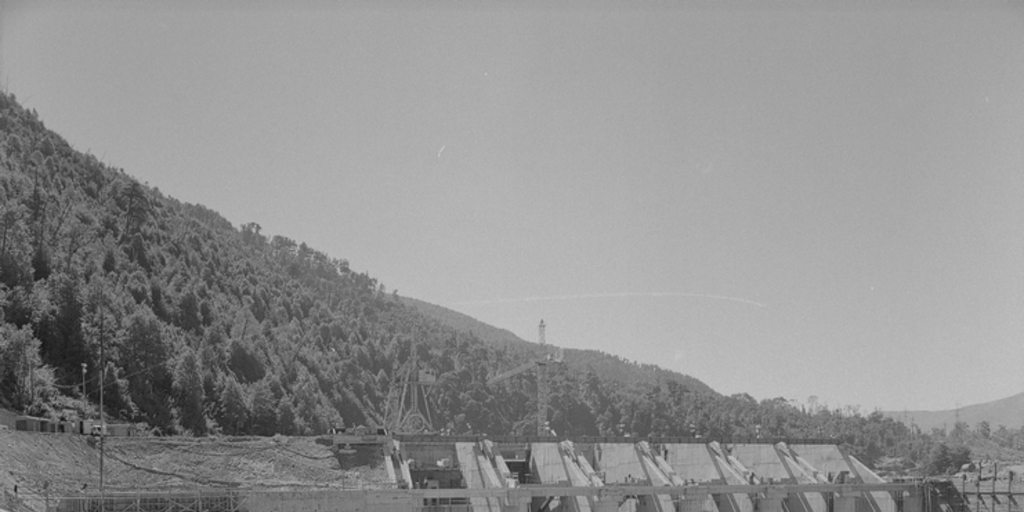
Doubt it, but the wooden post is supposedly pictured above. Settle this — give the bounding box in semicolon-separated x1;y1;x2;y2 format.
993;463;998;512
1007;472;1013;512
962;476;967;512
976;475;980;512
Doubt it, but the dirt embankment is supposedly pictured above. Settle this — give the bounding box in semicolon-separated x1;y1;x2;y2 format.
1;431;390;506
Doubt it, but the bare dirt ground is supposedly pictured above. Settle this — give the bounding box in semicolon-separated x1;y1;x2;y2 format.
1;431;390;510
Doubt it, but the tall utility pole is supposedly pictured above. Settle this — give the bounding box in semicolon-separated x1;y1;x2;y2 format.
23;344;35;405
99;313;105;510
23;344;29;403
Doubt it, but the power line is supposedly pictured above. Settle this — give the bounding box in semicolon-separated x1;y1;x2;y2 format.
52;360;171;392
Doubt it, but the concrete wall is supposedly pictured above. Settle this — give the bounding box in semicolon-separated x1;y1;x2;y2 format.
530;443;569;485
789;445;855;479
404;443;457;470
664;444;723;484
595;444;645;485
730;445;791;483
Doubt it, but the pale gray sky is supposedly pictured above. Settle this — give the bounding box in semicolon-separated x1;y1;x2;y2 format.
3;1;1023;413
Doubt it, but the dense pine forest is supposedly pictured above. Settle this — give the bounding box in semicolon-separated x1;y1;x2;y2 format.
0;91;1016;474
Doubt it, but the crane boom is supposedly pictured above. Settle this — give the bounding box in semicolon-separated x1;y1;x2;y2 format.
487;321;564;436
487;358;554;436
487;360;538;384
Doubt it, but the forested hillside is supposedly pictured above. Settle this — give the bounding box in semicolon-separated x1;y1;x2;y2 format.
400;297;715;392
0;91;1014;474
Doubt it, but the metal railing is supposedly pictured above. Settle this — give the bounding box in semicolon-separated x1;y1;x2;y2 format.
3;490;37;512
19;491;246;512
32;482;928;512
393;434;840;445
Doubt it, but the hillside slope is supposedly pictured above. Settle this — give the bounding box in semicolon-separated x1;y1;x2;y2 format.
401;297;716;393
0;431;387;511
883;392;1024;432
0;90;726;440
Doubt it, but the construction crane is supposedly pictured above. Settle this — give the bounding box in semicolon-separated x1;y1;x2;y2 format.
383;340;436;434
487;320;563;436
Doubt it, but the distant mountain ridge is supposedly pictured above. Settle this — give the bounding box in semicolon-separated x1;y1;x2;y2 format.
400;297;717;394
882;392;1024;432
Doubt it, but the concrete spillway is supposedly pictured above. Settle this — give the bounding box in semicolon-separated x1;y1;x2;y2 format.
388;437;912;512
732;444;790;481
596;443;646;484
665;444;722;483
457;442;504;512
593;443;674;512
529;442;594;512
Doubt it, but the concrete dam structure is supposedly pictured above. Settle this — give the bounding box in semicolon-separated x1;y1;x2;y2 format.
44;437;936;512
378;436;923;512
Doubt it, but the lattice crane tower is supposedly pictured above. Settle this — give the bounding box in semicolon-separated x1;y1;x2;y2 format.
486;319;560;436
536;319;548;435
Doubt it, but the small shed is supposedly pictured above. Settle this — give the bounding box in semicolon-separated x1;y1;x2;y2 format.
107;423;136;437
0;408;17;429
15;415;54;432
